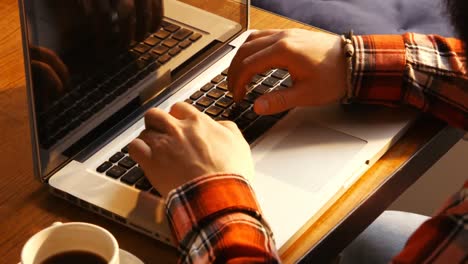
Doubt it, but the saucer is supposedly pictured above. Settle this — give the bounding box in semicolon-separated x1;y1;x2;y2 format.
120;249;144;264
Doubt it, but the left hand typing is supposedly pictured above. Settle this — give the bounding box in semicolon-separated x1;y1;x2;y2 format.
128;102;254;197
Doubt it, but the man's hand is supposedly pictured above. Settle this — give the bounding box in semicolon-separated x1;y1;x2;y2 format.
129;102;254;197
228;29;347;115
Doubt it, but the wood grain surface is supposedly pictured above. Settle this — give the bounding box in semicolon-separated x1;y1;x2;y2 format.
0;1;458;263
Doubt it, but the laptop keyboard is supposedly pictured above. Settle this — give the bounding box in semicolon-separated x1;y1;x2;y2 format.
96;144;162;197
187;68;292;143
39;20;202;148
96;68;292;196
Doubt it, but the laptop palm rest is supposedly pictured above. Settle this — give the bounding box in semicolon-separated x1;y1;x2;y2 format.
250;108;367;248
255;123;366;192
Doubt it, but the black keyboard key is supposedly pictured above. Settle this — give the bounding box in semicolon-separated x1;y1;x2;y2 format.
152;45;169;55
253;85;271;95
251;75;264;85
179;39;192;49
172;28;193;41
205;106;224;117
158;54;171;64
235;118;251;130
121;167;144;185
243;116;278;143
244;92;260;103
221;108;240;120
193;104;205;112
154;30;171;39
272;69;289;79
140;53;158;62
271;110;289;119
164;23;180;33
233;101;251;112
207;89;225;99
169;47;182;56
200;83;214;92
225;92;234;99
109;152;125;163
144;36;161;46
106;165;127;179
135;59;149;70
97;161;113;173
217;81;229;91
281;76;293;87
190;90;204;100
216;97;234;108
133;43;151;54
162;38;179;48
260;69;274;77
121;145;129;153
211;75;225;84
221;68;229;76
242;110;258;121
196;97;215;108
161;20;175;28
135;178;152;191
118;156;136;169
185;99;194;104
189;33;202;42
262;77;281;87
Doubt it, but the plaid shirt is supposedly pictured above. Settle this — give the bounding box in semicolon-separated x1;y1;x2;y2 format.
166;33;468;263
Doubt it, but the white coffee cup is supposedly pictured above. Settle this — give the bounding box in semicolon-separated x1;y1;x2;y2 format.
21;222;119;264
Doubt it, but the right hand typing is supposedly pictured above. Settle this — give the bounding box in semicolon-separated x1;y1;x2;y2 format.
227;29;347;115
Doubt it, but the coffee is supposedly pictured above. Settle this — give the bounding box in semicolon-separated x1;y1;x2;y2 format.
41;250;107;264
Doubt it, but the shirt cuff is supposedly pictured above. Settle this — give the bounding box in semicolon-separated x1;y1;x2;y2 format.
351;34;407;105
165;174;266;246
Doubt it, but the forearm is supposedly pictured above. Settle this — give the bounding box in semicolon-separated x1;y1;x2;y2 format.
351;33;468;130
166;174;280;264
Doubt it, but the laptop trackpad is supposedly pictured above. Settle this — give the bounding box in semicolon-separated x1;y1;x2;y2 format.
252;121;366;193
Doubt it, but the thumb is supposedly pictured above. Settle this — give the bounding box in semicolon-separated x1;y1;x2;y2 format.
253;88;298;115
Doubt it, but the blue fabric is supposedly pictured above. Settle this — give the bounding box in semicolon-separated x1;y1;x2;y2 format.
339;211;429;264
252;0;455;37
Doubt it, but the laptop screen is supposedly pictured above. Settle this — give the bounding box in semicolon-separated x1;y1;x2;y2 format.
20;0;248;179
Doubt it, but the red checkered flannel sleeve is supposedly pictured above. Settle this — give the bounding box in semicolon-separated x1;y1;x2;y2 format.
351;33;467;263
166;174;280;264
351;33;467;130
165;33;467;264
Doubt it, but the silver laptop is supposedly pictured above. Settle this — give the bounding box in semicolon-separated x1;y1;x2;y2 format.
19;0;416;254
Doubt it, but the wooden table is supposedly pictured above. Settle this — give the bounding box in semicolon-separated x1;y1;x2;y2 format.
0;1;463;263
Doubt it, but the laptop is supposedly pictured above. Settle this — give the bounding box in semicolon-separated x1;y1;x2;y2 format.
19;0;416;255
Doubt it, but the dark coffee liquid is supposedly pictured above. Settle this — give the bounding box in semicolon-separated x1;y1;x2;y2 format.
41;250;107;264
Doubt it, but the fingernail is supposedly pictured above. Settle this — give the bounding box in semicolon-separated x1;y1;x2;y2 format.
255;98;269;114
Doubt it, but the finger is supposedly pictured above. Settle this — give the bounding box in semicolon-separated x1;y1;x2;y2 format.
30;46;70;89
231;42;290;101
218;120;243;136
228;33;284;100
169;102;202;120
128;138;152;167
253;87;300;115
134;0;152;41
244;29;281;43
88;1;112;55
151;0;164;32
115;0;136;50
138;129;170;153
144;108;179;133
